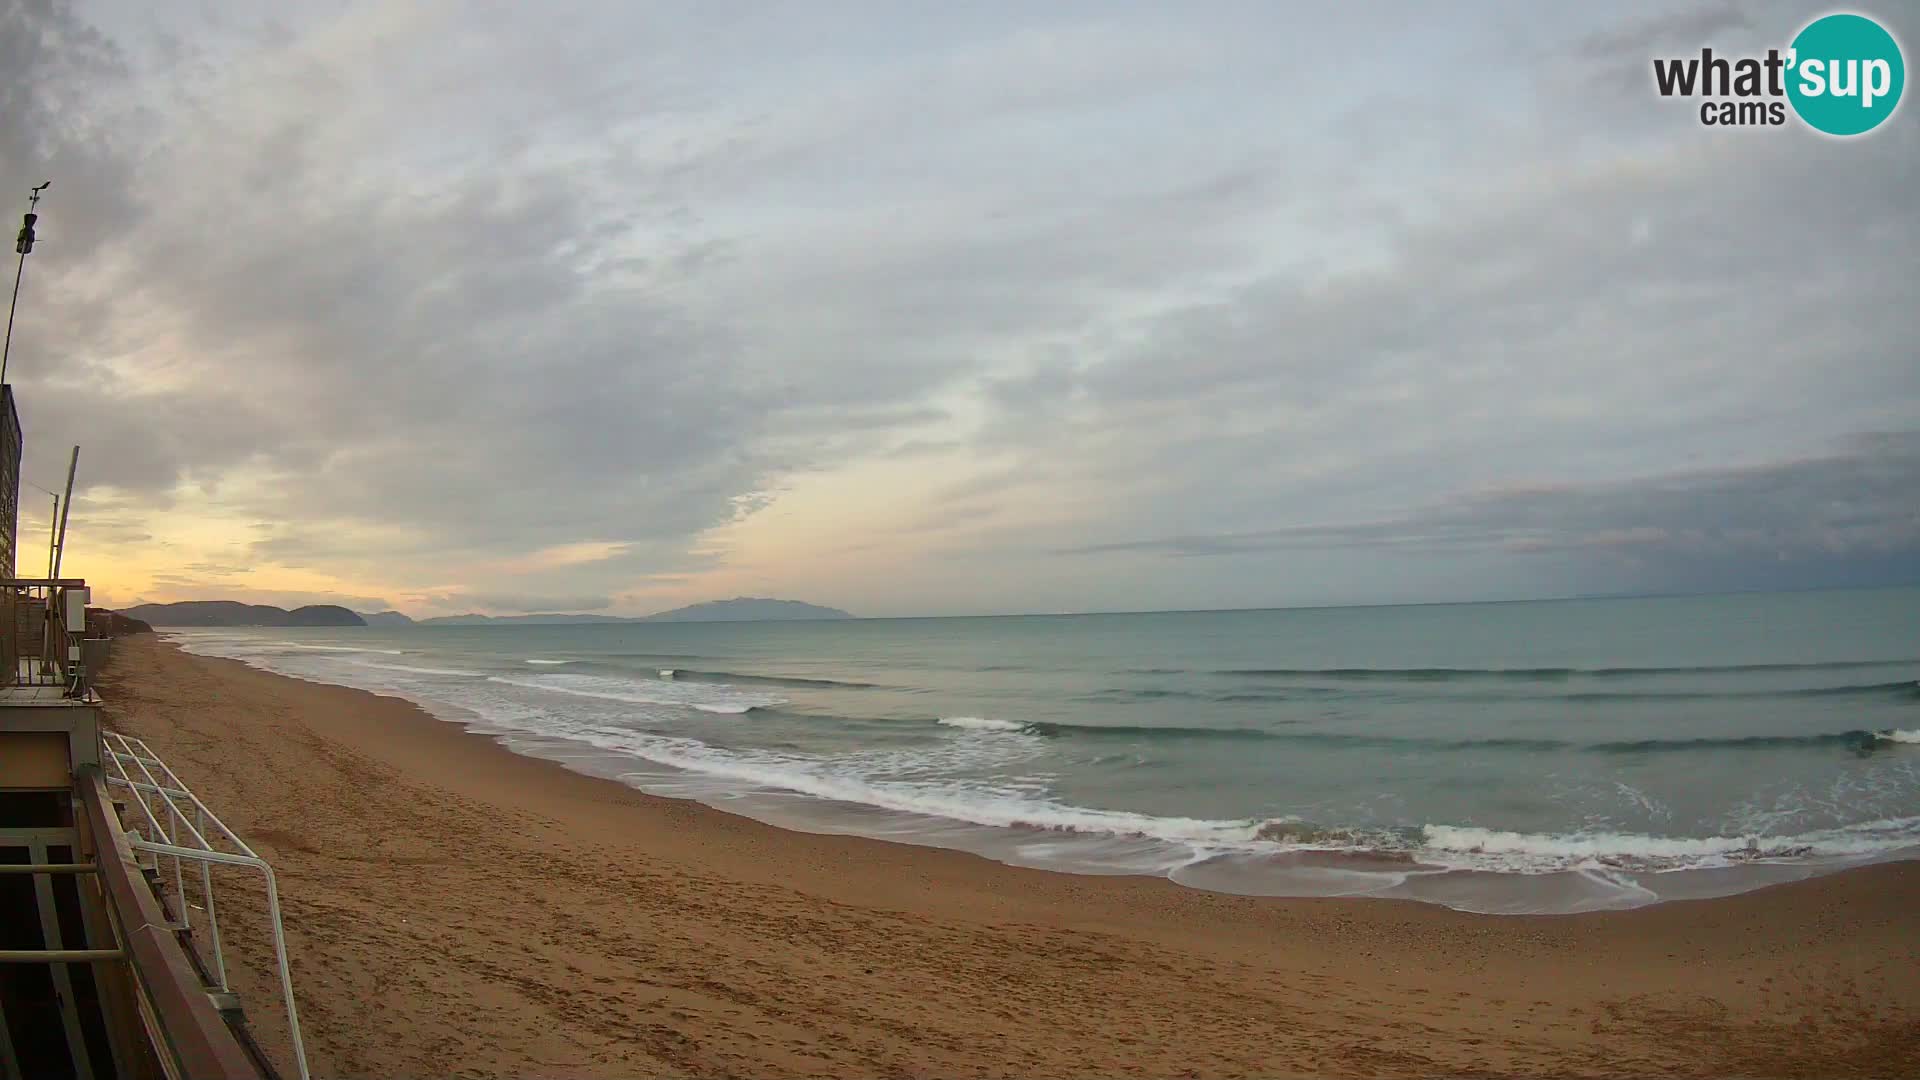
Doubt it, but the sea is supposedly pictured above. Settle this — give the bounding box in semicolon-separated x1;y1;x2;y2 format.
166;587;1920;914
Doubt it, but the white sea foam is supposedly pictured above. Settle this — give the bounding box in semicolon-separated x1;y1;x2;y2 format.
1877;728;1920;744
938;716;1027;733
1417;819;1920;872
525;659;570;666
659;668;677;678
553;726;1254;846
1422;825;1748;860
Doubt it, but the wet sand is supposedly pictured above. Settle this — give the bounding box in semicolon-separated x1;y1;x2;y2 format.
97;636;1920;1078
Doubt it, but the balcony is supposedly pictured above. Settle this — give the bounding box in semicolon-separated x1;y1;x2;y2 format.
1;578;97;705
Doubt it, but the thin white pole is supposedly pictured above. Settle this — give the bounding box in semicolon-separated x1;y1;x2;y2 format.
52;445;76;578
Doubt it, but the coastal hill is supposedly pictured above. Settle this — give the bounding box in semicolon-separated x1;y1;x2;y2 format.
119;601;367;627
414;598;854;626
86;607;154;636
360;610;417;627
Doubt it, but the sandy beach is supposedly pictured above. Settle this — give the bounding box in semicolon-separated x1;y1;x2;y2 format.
94;636;1919;1079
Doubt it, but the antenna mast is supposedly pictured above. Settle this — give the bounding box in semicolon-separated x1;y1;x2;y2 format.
2;181;51;388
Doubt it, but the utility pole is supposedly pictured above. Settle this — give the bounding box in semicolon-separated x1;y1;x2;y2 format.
2;181;51;389
46;494;57;577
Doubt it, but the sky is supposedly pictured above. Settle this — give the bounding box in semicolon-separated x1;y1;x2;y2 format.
1;0;1916;618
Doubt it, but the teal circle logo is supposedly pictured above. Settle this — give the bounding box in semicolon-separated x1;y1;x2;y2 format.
1787;13;1904;136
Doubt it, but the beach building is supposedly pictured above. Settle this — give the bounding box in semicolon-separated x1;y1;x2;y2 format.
0;383;305;1079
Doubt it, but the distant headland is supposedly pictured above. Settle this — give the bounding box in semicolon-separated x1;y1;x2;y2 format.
117;597;853;627
120;601;366;627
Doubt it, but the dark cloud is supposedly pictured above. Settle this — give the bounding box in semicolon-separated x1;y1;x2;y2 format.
951;74;1919;604
1063;432;1920;591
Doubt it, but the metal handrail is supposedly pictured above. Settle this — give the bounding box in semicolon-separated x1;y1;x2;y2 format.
1;577;92;695
101;731;311;1080
78;771;262;1080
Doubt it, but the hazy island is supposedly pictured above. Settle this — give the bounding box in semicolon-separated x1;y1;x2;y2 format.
413;598;854;625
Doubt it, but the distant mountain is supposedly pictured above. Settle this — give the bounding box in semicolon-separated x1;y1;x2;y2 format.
643;598;853;622
120;601;366;627
358;610;417;627
86;607;153;636
414;598;853;626
285;604;365;626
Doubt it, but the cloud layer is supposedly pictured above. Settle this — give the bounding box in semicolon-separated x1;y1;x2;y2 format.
2;1;1915;615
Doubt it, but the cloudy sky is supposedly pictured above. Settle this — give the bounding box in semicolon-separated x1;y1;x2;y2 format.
2;0;1915;617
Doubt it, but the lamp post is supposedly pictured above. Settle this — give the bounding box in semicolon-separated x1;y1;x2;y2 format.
2;181;52;389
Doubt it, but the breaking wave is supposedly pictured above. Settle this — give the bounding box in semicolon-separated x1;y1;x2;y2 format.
1082;678;1918;706
456;713;1920;873
531;726;1263;847
487;673;784;715
1215;660;1913;681
159;621;1920;905
349;660;488;678
657;667;877;689
1413;820;1920;872
273;642;407;655
938;716;1028;732
933;718;1906;755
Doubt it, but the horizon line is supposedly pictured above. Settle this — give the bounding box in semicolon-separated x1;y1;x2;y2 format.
120;580;1918;625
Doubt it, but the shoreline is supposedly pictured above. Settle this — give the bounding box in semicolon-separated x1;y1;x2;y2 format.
160;630;1920;916
98;636;1920;1078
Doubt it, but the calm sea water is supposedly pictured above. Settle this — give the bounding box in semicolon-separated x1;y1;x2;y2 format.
169;588;1920;913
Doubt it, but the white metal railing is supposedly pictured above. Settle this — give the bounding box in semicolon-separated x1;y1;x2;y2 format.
100;731;310;1080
